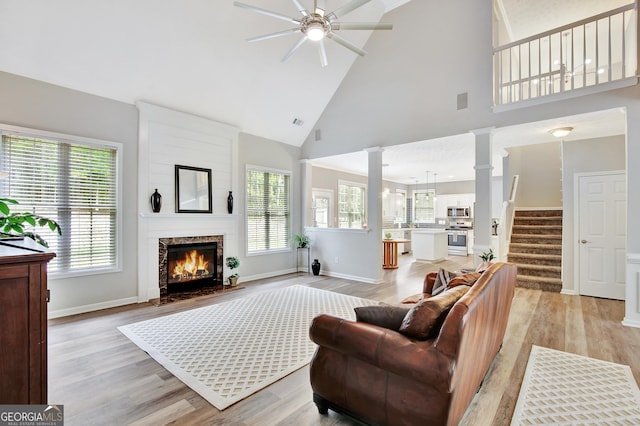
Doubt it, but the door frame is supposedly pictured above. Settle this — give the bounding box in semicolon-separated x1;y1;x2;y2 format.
573;170;626;298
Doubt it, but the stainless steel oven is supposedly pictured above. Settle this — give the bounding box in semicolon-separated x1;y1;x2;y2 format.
447;229;468;256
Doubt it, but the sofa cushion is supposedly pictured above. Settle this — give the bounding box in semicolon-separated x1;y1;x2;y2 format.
399;285;471;340
432;268;459;296
355;305;411;330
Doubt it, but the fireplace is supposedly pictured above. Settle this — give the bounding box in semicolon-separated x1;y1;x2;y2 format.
159;235;224;303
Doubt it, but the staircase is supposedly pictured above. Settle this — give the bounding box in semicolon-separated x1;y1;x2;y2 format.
507;209;562;292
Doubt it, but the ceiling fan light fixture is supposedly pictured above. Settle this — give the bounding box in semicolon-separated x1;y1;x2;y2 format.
305;21;326;41
550;127;573;138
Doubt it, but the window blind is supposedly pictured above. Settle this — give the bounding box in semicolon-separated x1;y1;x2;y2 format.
1;134;118;273
246;168;290;253
414;191;435;223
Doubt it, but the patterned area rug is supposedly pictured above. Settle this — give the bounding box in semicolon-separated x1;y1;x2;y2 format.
118;284;379;410
511;345;640;425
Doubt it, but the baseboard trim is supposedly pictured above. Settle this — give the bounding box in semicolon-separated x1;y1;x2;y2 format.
560;288;577;296
319;270;383;285
622;318;640;328
49;296;139;319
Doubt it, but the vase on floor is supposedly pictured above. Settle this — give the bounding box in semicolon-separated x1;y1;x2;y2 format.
312;259;321;276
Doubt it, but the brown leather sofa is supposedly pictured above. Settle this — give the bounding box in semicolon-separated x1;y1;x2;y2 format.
309;262;517;426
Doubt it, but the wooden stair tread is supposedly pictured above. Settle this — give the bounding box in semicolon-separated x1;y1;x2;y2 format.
514;263;561;272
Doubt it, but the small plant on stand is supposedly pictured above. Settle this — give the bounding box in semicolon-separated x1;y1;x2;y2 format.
225;256;240;286
294;233;310;248
480;249;495;262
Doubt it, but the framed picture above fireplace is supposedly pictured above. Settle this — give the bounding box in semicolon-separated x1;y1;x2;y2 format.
175;165;212;213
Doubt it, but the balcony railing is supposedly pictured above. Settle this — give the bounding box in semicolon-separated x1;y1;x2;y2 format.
494;4;637;106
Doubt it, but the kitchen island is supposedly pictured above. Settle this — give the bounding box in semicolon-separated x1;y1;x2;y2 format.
412;229;448;262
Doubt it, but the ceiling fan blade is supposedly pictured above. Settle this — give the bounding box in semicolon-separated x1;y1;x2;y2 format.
331;22;393;31
326;0;372;21
327;32;366;56
315;0;327;16
246;28;301;42
318;39;328;67
282;36;308;63
291;0;309;17
234;1;300;24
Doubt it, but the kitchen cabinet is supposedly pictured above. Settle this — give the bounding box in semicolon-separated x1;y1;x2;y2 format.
412;230;448;262
382;192;404;221
468;230;474;254
0;239;55;404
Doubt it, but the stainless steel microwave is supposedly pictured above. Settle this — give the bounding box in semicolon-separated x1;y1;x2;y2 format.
447;206;470;218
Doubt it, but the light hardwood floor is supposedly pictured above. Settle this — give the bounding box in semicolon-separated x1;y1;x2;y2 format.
48;254;640;425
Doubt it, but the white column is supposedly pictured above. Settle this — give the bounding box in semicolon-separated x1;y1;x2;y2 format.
366;147;384;282
300;159;312;229
624;104;640;328
472;127;494;265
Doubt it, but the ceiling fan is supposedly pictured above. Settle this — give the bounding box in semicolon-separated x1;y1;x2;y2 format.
234;0;393;67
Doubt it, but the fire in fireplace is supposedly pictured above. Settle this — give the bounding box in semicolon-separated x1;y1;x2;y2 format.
158;235;224;303
167;242;218;292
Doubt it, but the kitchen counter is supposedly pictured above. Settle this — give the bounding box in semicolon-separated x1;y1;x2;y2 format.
412;229;448;262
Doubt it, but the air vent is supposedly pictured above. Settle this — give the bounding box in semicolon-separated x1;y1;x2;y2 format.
292;118;304;126
457;92;468;110
315;129;321;141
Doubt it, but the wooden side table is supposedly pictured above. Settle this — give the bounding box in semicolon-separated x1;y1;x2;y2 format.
382;239;410;269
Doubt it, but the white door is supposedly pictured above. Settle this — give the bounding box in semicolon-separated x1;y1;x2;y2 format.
577;172;626;300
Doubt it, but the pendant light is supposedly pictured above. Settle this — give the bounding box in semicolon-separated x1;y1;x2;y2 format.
433;173;437;202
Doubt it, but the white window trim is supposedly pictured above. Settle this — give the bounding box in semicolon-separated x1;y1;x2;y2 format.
245;164;292;257
337;179;367;229
413;189;436;224
0;123;123;278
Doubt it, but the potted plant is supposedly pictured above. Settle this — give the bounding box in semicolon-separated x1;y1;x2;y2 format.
294;233;310;248
0;197;61;248
384;232;392;240
480;248;495;262
225;256;240;286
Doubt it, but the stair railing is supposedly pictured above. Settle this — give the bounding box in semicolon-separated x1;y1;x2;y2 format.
498;175;519;261
493;3;637;106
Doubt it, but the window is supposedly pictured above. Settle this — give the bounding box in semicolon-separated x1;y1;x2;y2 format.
414;190;435;223
338;181;366;229
0;129;120;275
246;166;290;254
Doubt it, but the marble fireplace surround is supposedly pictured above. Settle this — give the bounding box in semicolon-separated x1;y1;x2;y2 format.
158;235;224;298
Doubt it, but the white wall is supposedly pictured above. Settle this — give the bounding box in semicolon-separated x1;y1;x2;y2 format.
506;142;563;208
0;71;140;318
137;102;241;301
237;133;302;280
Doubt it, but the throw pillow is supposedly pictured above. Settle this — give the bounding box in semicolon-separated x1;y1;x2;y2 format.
399;285;471;340
355;305;411;330
447;272;482;288
432;268;459;296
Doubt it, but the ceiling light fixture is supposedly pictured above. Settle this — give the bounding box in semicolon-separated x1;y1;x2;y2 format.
304;20;326;41
234;1;392;67
550;127;573;138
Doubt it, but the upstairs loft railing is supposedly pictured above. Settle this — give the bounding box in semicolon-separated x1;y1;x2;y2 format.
494;4;637;106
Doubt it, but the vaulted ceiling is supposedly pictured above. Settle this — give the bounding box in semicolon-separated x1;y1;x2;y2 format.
0;0;407;146
0;0;629;183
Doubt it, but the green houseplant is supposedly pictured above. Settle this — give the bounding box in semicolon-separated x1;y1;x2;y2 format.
0;197;61;248
225;256;240;286
294;233;310;248
480;248;495;262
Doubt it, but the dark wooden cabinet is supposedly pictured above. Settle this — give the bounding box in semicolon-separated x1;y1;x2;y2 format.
0;240;55;404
